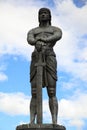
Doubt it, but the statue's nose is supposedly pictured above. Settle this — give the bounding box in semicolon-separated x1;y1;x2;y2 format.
42;13;45;17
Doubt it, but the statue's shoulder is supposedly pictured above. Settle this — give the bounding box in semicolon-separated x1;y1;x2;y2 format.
28;27;40;34
51;26;62;32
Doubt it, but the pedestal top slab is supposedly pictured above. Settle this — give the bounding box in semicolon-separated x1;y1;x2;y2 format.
16;124;66;130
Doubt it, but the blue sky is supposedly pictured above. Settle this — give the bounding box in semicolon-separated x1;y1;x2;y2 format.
0;0;87;130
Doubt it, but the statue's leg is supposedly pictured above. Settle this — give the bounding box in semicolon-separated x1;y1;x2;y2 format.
47;73;58;124
30;78;37;124
49;95;58;124
30;97;36;124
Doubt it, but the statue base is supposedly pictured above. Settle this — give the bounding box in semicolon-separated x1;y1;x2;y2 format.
16;124;66;130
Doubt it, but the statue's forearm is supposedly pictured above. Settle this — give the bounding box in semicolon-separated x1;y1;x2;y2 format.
41;30;62;43
27;31;36;45
47;33;62;42
27;37;36;45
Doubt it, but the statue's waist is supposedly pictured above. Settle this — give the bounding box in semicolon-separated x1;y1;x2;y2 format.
32;48;56;57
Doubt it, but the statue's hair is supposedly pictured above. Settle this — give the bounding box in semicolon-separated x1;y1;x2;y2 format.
38;8;51;26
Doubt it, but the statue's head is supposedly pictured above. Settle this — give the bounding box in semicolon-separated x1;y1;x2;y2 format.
38;8;51;26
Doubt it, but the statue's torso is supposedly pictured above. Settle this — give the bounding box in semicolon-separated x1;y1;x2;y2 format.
29;26;60;83
33;26;54;38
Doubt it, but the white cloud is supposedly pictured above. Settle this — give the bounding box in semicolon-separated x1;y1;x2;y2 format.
69;119;84;130
0;91;87;129
0;0;87;128
59;93;87;119
0;0;87;82
0;72;8;81
54;0;87;35
0;92;30;115
59;92;87;129
0;91;51;122
53;0;87;82
0;65;8;81
0;0;41;59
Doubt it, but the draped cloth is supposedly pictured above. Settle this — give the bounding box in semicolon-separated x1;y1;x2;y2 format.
30;47;57;87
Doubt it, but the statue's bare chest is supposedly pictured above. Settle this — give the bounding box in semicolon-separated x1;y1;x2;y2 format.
34;27;54;38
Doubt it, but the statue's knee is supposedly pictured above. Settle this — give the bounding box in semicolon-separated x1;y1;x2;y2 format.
47;88;56;98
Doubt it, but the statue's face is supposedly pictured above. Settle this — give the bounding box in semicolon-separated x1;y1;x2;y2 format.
39;10;50;22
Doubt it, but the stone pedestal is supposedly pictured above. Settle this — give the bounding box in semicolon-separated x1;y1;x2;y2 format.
16;124;66;130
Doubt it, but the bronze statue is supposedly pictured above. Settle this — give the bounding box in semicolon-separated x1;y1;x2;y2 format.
27;8;62;125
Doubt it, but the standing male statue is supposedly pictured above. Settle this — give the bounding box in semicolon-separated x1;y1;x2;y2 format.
27;8;62;125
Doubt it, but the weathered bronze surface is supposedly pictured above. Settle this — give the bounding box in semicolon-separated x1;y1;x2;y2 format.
27;8;62;124
16;124;66;130
16;7;66;130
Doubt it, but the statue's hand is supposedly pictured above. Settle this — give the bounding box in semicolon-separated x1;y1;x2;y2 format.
40;37;47;42
36;37;47;42
35;41;44;52
36;37;41;41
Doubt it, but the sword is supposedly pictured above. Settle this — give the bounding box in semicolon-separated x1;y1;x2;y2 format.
35;51;46;124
